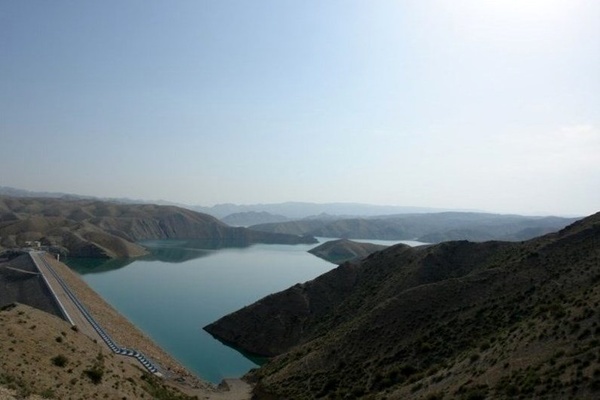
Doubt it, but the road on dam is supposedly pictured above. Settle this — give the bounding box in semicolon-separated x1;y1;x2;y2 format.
29;251;161;375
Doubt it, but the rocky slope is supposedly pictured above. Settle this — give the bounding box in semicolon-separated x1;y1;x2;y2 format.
205;212;600;399
250;212;579;243
0;197;316;258
308;239;389;264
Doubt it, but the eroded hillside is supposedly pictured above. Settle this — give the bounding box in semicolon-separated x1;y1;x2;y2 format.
206;212;600;399
0;197;316;258
250;212;580;243
308;239;389;264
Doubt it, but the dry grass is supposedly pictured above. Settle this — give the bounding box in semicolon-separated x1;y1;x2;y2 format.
0;303;167;399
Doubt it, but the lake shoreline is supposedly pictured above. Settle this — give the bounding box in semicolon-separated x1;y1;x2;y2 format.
64;239;424;383
45;253;252;399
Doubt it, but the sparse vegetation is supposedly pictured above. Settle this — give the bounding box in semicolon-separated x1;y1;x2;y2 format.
139;373;198;400
51;355;68;368
209;212;600;399
83;367;104;385
0;304;205;399
83;352;105;384
0;197;316;259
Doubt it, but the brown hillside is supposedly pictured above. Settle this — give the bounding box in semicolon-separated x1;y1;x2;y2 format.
250;212;580;243
0;303;197;400
0;197;316;258
206;212;600;399
308;239;389;264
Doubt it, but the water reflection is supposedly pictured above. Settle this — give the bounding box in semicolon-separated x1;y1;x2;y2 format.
139;240;214;263
63;239;426;383
65;257;134;275
66;240;217;274
208;335;269;366
65;241;335;383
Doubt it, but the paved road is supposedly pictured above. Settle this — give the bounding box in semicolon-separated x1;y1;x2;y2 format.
29;251;160;375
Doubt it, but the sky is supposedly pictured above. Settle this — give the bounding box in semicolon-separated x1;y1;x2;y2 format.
1;0;598;216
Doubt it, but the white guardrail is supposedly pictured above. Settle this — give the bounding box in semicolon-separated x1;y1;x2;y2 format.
29;251;161;376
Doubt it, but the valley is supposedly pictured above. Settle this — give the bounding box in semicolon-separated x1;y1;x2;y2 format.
1;195;597;399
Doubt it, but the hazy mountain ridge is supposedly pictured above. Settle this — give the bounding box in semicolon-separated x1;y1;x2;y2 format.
250;212;579;243
0;185;148;204
221;211;290;227
0;197;316;258
194;202;462;219
0;186;468;220
205;212;600;399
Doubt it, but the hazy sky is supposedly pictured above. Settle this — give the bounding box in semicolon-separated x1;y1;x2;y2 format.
1;1;598;215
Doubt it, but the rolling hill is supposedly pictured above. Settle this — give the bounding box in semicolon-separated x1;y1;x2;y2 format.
0;197;316;258
205;212;600;399
308;239;389;264
221;211;290;227
250;212;580;243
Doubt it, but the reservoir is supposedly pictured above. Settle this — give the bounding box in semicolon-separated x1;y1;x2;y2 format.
65;239;422;383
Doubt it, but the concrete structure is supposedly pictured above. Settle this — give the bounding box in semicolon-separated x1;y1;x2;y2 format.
29;251;161;376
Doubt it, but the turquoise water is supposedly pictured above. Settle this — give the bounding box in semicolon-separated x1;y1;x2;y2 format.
65;239;425;384
65;241;335;383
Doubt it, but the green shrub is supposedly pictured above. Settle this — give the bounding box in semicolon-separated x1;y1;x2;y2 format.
40;388;55;399
83;367;104;384
51;355;68;368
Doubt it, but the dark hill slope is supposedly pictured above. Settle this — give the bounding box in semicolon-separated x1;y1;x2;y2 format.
308;239;388;264
0;197;316;258
205;212;600;399
0;252;63;317
250;212;579;243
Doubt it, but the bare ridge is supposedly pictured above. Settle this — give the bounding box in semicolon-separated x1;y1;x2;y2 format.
0;196;317;258
206;212;600;399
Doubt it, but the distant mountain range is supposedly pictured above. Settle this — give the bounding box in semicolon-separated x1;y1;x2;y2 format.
192;202;467;220
205;211;600;399
0;186;145;204
0;186;476;221
249;212;580;243
220;211;290;226
0;196;316;258
0;186;580;244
